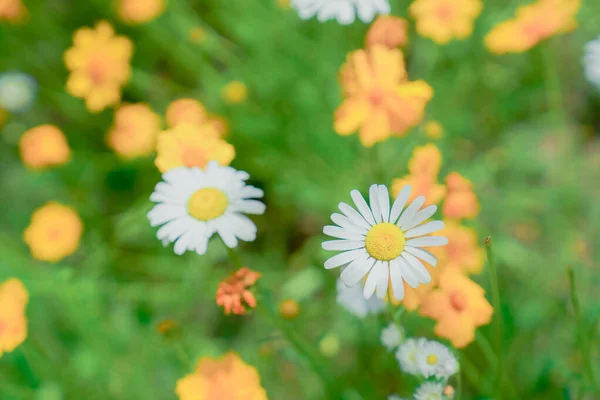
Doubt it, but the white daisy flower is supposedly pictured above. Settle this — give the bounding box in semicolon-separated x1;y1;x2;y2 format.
416;340;459;380
291;0;390;25
0;71;37;113
147;162;265;255
396;337;426;376
380;323;404;352
336;279;385;318
322;184;447;300
387;395;407;400
414;382;445;400
584;35;600;90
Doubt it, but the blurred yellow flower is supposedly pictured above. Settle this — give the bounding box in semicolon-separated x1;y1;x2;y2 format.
215;268;261;315
485;0;580;54
431;220;484;274
64;21;133;113
365;16;409;49
166;98;229;136
107;103;161;159
334;46;433;147
222;81;248;104
0;278;28;357
155;123;235;172
176;352;267;400
0;0;26;22
410;0;482;44
419;268;493;348
424;120;444;139
118;0;165;24
23;202;83;262
277;0;291;9
279;299;300;320
189;27;207;44
442;172;480;219
20;125;71;170
391;144;446;206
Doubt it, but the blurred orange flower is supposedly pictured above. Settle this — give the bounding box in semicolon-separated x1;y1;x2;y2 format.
107;103;161;159
485;0;580;54
64;21;133;113
391;144;446;206
0;0;26;21
365;16;409;49
0;278;28;357
222;81;248;104
216;268;261;315
118;0;165;24
279;299;300;320
420;268;493;348
410;0;482;44
23;202;83;262
155;123;235;172
431;220;484;274
423;120;444;139
389;262;440;311
19;125;71;170
166;98;228;136
176;352;267;400
334;45;433;147
442;172;480;219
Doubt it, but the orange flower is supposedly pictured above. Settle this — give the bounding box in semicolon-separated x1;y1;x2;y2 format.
391;144;446;206
419;268;492;348
222;81;248;104
334;46;433;147
0;278;28;357
442;172;479;219
485;0;580;54
176;352;267;400
410;0;482;44
19;125;71;170
107;103;161;159
64;21;133;113
23;202;83;262
216;268;261;315
155;123;235;172
431;220;484;274
166;98;228;136
365;16;409;49
118;0;165;24
279;299;300;320
0;0;26;22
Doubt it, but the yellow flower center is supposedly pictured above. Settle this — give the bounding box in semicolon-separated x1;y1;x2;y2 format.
365;223;405;261
187;188;228;221
426;354;438;365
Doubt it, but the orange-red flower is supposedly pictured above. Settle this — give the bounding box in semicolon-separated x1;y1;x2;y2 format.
107;103;161;159
442;172;480;219
0;278;28;357
216;268;261;315
431;220;484;274
485;0;580;54
420;268;493;348
19;125;71;170
334;46;433;147
176;352;267;400
365;16;409;49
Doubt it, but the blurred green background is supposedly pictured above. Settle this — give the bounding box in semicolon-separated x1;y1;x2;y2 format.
1;0;600;399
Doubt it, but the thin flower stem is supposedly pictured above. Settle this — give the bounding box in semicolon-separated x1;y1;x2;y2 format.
484;236;505;400
456;354;463;400
542;43;567;127
568;266;599;393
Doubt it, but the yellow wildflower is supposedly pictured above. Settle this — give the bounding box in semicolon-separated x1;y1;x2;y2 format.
166;98;229;136
222;81;248;104
410;0;482;44
118;0;165;24
365;16;409;49
107;103;161;159
0;278;28;357
0;0;26;22
64;21;133;113
423;120;444;139
19;125;71;170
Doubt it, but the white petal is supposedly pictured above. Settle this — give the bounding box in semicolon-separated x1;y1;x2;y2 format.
338;202;372;229
397;196;425;228
401;252;431;284
331;213;369;235
324;249;366;270
401;205;438;231
322;240;365;251
389;260;405;301
227;213;258;242
405;221;445;238
323;225;366;241
351;189;376;226
230;200;266;215
377;185;390;223
340;253;375;286
364;260;386;299
389;185;411;224
375;261;389;299
194;235;210;255
173;231;195;255
394;257;419;288
217;222;238;249
369;184;382;224
404;246;438;267
356;0;376;23
237;186;264;199
147;204;187;226
405;236;448;247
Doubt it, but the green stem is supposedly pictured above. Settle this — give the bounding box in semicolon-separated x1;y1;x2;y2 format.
542;43;566;126
456;353;463;400
484;236;504;400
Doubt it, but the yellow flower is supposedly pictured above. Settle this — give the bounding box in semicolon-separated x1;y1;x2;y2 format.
155;123;235;172
23;202;83;262
419;268;493;348
279;299;300;320
391;144;446;206
176;352;267;400
485;0;580;54
0;0;26;22
431;220;484;274
107;103;161;159
334;46;433;147
410;0;482;44
118;0;165;24
365;16;409;49
0;278;28;357
277;0;291;9
64;21;133;113
442;172;480;219
423;120;444;139
222;81;248;104
166;98;229;136
19;125;71;170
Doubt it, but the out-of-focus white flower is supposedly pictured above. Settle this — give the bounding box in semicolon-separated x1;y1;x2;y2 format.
416;340;459;380
335;279;385;318
380;323;404;352
291;0;390;25
396;337;426;376
414;382;445;400
387;395;407;400
0;71;37;113
584;35;600;90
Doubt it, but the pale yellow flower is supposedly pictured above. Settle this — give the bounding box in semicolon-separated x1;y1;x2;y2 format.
107;103;161;159
410;0;482;44
19;125;71;170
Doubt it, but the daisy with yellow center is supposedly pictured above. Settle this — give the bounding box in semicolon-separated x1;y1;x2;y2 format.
410;0;483;45
118;0;165;24
64;21;133;113
334;46;433;147
415;340;458;379
396;337;427;376
0;278;28;357
107;103;161;159
19;124;71;170
148;162;265;255
323;184;447;300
